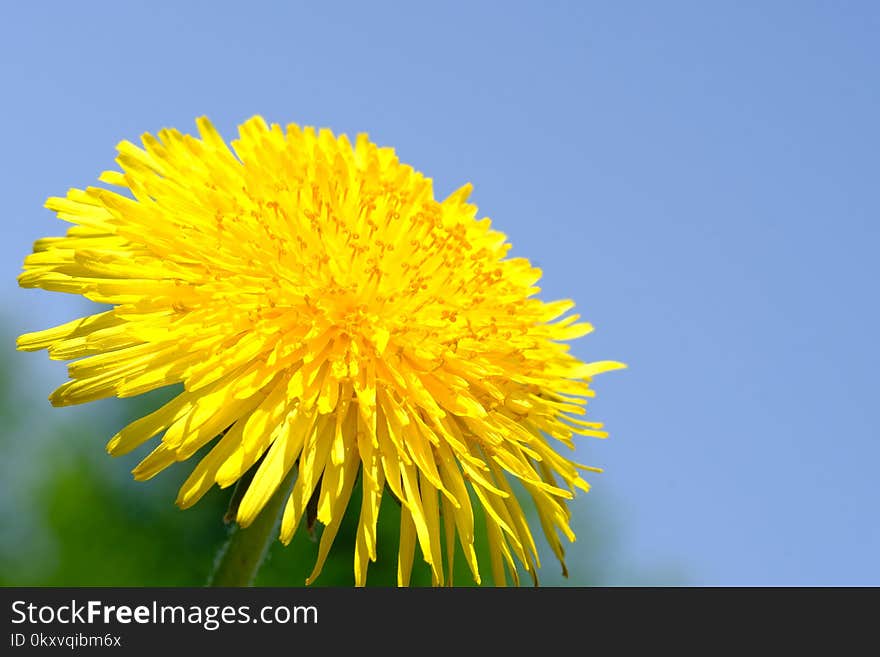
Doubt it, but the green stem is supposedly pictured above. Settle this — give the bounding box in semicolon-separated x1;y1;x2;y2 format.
208;467;297;587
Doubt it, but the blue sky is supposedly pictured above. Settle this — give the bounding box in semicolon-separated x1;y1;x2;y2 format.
2;1;878;585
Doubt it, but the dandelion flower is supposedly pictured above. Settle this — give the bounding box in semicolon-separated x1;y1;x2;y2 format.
17;116;624;586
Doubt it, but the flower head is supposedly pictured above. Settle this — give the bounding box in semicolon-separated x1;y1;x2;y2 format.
18;116;623;586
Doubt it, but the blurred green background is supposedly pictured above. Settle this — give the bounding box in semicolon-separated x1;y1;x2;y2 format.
0;313;679;587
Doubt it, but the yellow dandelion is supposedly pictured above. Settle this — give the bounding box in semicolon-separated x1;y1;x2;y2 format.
17;116;624;586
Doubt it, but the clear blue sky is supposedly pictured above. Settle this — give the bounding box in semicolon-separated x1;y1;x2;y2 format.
3;1;878;585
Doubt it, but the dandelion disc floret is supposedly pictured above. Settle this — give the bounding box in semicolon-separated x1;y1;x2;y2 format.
18;116;624;586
